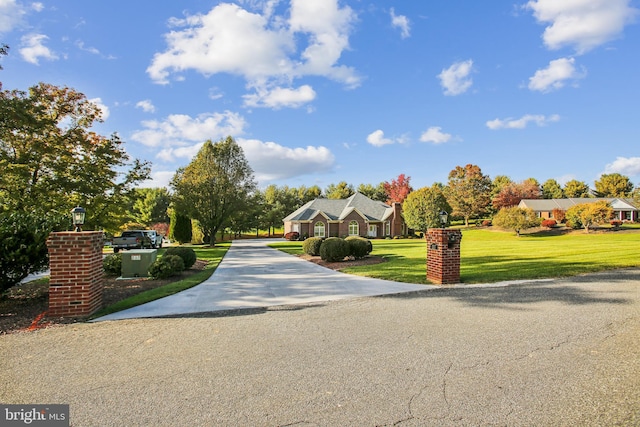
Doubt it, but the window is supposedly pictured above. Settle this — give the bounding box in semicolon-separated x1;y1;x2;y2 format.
348;220;359;236
385;221;390;236
314;221;325;237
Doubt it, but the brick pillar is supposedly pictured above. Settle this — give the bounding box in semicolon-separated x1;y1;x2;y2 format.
46;232;104;317
426;228;462;285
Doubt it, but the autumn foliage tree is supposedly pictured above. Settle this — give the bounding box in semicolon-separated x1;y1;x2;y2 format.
565;201;613;232
492;180;540;210
493;207;540;236
384;174;413;204
445;164;492;227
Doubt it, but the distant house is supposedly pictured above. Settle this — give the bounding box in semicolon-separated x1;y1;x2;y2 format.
283;192;406;238
518;198;640;222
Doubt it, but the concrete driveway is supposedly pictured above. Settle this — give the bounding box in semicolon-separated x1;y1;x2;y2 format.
95;239;429;321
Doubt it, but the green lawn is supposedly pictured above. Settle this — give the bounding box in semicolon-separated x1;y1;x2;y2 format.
270;228;640;284
91;244;230;318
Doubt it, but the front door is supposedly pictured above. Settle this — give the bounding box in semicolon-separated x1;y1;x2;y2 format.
368;224;377;237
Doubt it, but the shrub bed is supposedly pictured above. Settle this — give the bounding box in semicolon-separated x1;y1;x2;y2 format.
541;219;557;228
284;231;300;241
103;253;122;276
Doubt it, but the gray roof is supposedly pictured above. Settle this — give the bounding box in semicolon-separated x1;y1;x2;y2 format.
519;198;639;211
283;193;394;222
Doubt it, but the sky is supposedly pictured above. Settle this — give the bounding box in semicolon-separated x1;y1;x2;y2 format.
1;0;640;192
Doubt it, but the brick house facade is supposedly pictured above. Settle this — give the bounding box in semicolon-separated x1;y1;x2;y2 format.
283;193;406;238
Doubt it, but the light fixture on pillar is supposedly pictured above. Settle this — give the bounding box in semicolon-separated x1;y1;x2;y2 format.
439;210;448;228
71;206;86;232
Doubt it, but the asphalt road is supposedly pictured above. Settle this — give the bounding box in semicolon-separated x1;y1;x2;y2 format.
1;268;638;426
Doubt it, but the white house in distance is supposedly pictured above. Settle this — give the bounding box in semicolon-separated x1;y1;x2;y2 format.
518;198;640;222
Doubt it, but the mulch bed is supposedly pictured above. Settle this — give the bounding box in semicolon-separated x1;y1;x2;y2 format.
0;260;209;335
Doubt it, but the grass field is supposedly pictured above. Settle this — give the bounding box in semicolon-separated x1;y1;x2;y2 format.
271;228;640;284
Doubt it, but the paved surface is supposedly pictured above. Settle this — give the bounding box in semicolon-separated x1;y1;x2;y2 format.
95;239;429;321
1;244;639;426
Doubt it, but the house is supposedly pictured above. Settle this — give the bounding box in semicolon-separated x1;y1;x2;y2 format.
283;192;406;238
518;198;640;222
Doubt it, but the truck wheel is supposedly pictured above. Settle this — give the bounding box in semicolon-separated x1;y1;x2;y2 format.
114;248;119;253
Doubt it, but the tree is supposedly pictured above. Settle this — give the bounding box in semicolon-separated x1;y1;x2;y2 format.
169;210;192;244
263;185;298;235
0;83;150;231
563;179;591;198
594;173;633;197
493;207;540;236
491;175;512;198
565;201;613;232
357;182;387;202
445;164;492;227
130;188;171;226
492;180;541;210
171;136;256;246
0;210;67;291
325;181;355;199
296;185;322;205
541;179;564;199
384;174;412;204
403;185;451;234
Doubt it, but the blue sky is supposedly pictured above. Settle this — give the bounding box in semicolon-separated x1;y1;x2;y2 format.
1;0;639;192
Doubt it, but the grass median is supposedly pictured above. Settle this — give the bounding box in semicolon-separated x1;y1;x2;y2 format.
270;228;640;284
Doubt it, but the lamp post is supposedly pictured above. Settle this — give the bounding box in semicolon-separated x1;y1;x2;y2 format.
439;210;448;228
71;206;86;232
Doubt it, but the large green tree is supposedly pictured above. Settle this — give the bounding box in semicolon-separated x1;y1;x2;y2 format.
357;182;387;202
171;136;256;246
325;181;355;199
130;187;171;226
403;185;451;234
445;164;492;227
541;179;564;199
0;83;150;231
563;179;591;198
594;173;633;197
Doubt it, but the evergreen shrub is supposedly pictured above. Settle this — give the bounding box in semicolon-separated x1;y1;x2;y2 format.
163;247;197;269
319;237;350;262
345;236;372;259
302;237;323;256
103;253;122;276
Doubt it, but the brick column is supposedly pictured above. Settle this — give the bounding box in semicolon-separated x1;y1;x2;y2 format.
46;231;104;317
426;228;462;285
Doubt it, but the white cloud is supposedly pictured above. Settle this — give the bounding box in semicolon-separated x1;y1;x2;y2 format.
19;33;58;64
366;130;395;147
140;170;175;189
136;100;156;113
131;111;247;151
486;114;560;130
238;138;335;182
420;127;452;144
528;57;584;92
390;8;410;39
147;0;359;105
243;84;316;109
31;2;43;12
0;0;25;33
526;0;639;54
88;98;110;121
603;157;640;176
438;59;474;96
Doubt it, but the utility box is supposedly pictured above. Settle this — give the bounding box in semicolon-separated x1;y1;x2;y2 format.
121;249;157;278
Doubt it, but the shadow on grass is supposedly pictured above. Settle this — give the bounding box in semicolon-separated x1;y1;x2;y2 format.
375;268;639;310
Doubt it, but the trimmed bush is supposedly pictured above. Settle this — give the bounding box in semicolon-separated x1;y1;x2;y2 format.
541;219;557;228
345;236;372;259
319;237;350;262
302;237;323;256
103;253;122;276
162;254;185;273
148;259;175;280
481;220;492;227
610;220;622;227
284;231;300;241
163;246;197;269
